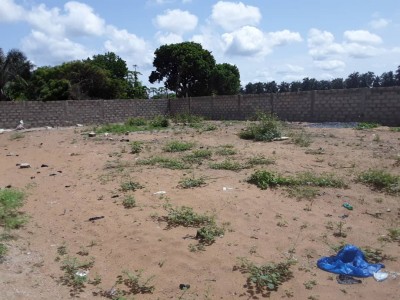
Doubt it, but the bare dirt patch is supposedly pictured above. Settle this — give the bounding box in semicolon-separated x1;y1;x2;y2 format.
0;120;399;299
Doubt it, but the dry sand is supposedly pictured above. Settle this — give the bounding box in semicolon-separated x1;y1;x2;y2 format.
0;121;399;299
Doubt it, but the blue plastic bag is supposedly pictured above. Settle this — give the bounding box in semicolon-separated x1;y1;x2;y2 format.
317;244;384;277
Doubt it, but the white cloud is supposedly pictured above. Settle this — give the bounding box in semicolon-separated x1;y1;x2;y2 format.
344;43;381;58
154;9;198;34
211;1;261;31
0;0;23;22
308;28;335;47
104;26;153;66
275;64;304;75
22;30;91;65
314;60;346;71
221;26;267;56
369;18;390;29
266;30;303;47
343;30;382;45
156;32;183;44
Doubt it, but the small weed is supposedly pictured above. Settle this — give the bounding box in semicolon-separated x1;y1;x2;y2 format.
215;146;237;156
361;246;396;263
357;169;400;194
355;122;379;130
150;115;169;128
89;274;102;286
210;159;243;171
390;127;400;132
239;113;283;142
333;221;347;238
163;140;194;152
295;172;347;188
305;147;325;155
379;228;400;244
120;180;143;192
77;246;89;256
163;204;214;228
290;130;312;147
126;117;147;126
122;195;136;208
129;141;143;154
234;257;295;295
105;270;155;297
247;170;290;189
183;149;212;163
0;243;8;260
0;188;26;230
246;156;275;167
172;113;204;125
286;186;320;200
9;132;25;140
303;280;317;290
195;223;225;245
57;243;68;256
179;176;207;189
138;156;190;169
202;123;217;131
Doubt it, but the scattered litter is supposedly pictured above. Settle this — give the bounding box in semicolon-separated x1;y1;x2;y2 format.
273;136;289;141
386;208;391;212
19;163;31;169
6;152;18;157
179;284;190;290
154;191;166;195
317;244;384;277
336;274;362;284
41;164;49;168
223;187;233;191
46;126;53;129
104;132;109;136
338;214;349;219
88;216;105;222
120;138;129;142
342;202;353;210
0;129;4;134
373;270;389;282
76;124;83;127
15;120;25;130
75;270;89;277
88;131;96;137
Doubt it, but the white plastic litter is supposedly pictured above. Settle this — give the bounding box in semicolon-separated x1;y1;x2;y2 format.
153;191;166;195
76;124;83;127
75;270;89;277
373;270;389;282
223;187;233;191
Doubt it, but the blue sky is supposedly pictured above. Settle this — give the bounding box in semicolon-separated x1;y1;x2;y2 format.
1;0;399;87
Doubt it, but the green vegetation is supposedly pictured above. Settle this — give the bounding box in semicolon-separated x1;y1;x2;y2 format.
163;204;214;228
239;113;283;142
0;188;26;230
379;228;400;243
246;156;275;167
361;246;396;263
289;130;312;147
178;176;207;189
390;127;400;132
138;156;190;170
9;132;25;140
129;141;144;154
120;180;143;192
163;140;194;152
357;169;400;194
172;113;204;125
286;186;320;200
210;159;243;171
122;195;136;209
355;122;380;130
196;224;225;245
235;257;295;294
110;270;155;297
247;170;346;190
0;243;8;260
215;145;237;156
95;115;169;134
304;280;317;290
183;149;212;164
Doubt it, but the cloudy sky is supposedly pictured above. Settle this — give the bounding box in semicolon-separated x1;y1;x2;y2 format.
1;0;399;87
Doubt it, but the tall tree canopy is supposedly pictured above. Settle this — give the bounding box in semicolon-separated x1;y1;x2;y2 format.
211;63;240;95
0;48;34;101
149;42;217;97
86;52;128;80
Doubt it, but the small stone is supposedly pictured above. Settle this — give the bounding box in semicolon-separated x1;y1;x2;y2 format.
387;208;391;212
41;164;49;168
19;163;31;168
88;132;96;137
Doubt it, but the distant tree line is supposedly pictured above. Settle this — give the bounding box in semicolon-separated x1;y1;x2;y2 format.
241;67;400;94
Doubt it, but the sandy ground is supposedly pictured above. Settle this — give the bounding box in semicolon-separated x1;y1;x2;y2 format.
0;121;399;300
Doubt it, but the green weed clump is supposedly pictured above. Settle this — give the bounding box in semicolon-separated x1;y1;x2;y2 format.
196;224;225;245
120;180;143;192
355;122;379;130
163;140;194;152
357;169;400;194
210;159;243;171
111;270;155;296
60;256;95;297
247;170;346;190
163;204;214;228
129;141;143;154
235;257;295;294
138;156;190;169
123;195;136;209
289;130;312;147
246;156;275;167
178;176;207;189
0;188;26;230
150;115;169;128
361;246;396;263
183;149;212;163
215;145;237;156
95;115;169;134
172;113;204;125
125;117;147;126
239;113;283;142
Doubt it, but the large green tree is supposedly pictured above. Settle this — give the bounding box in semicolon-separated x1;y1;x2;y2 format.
211;63;240;95
86;52;128;80
0;48;34;101
149;42;216;97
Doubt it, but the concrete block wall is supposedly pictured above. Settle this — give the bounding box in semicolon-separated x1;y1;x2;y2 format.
1;87;399;128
